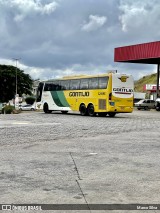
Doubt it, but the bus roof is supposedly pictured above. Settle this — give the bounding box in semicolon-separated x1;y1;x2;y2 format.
47;72;120;81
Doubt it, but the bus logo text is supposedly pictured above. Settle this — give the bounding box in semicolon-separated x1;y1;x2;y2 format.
113;88;133;94
69;92;90;97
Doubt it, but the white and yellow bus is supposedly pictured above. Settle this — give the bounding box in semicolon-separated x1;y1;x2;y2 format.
37;72;134;117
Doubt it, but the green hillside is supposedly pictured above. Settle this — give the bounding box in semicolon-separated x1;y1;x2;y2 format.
134;73;157;92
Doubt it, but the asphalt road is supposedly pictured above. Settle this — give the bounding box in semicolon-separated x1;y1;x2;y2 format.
0;110;160;213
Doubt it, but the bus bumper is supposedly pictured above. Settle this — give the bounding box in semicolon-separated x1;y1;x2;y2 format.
108;106;133;113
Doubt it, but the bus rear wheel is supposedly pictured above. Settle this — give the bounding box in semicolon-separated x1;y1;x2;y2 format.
87;104;96;116
108;112;116;117
80;104;87;116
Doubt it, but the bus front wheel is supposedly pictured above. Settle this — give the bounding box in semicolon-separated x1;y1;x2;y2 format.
80;104;87;116
43;103;52;113
87;104;96;116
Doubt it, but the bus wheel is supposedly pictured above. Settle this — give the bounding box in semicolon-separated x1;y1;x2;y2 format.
43;103;51;113
108;112;116;117
61;111;68;114
80;104;87;116
87;104;95;116
98;112;107;117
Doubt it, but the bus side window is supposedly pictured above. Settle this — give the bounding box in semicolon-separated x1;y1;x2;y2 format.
99;77;109;89
61;80;70;90
44;83;48;91
54;81;61;91
89;78;98;89
44;83;51;91
50;81;55;91
80;78;89;89
70;80;80;90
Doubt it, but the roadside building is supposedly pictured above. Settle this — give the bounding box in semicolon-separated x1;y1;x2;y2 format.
114;41;160;98
143;83;160;100
134;92;146;103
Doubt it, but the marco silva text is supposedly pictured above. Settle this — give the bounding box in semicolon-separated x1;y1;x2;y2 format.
137;205;158;210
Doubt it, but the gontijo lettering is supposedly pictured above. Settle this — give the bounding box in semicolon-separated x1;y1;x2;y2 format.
113;88;133;94
69;92;89;97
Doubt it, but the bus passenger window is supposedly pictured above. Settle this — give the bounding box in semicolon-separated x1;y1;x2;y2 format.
99;77;108;89
80;78;89;89
61;80;70;90
44;83;51;91
70;80;80;90
44;83;48;91
89;78;98;89
54;81;61;91
49;82;55;91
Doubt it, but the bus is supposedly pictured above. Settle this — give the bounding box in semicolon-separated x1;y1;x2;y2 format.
36;72;134;117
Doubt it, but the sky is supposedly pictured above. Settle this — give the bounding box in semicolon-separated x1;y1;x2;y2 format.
0;0;160;80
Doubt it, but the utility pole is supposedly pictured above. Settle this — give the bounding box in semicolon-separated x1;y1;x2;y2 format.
12;58;20;95
13;58;20;109
157;64;160;98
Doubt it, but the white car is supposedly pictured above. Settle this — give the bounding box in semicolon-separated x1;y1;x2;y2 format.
134;99;155;110
19;104;36;111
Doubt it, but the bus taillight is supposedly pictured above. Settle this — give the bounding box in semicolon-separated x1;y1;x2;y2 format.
109;93;112;100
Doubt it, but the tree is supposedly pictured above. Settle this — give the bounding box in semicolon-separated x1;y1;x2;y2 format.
25;96;36;105
0;65;33;103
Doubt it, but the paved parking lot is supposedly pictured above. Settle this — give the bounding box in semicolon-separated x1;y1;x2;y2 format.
0;110;160;212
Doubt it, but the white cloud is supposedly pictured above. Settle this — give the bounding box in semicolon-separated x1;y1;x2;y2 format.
0;56;156;82
42;2;58;14
137;69;157;80
0;58;13;66
119;5;146;32
0;0;59;22
119;0;160;32
0;58;44;79
0;0;159;81
82;15;107;32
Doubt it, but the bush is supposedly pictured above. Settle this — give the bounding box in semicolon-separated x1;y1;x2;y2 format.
2;105;15;114
25;96;35;105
